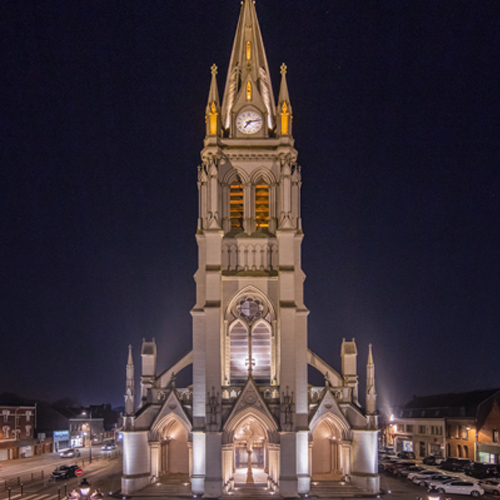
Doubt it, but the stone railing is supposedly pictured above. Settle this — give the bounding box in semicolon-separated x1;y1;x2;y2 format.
221;239;279;272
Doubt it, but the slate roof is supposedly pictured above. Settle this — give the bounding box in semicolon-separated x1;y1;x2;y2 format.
398;388;500;420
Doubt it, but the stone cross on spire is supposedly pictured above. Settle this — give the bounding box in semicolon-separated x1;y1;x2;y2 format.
211;64;218;76
280;62;287;75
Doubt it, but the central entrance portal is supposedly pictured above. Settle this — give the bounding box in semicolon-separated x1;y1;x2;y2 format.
233;416;267;485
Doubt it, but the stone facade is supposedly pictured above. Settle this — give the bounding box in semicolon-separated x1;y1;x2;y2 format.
121;1;379;497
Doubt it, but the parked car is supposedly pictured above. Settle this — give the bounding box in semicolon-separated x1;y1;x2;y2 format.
408;470;435;481
435;480;484;497
101;442;117;451
414;474;456;487
398;451;416;460
378;458;400;473
389;462;416;476
423;455;444;466
59;448;80;458
51;465;80;480
427;477;460;490
465;462;500;479
398;466;427;478
478;479;500;495
440;458;472;472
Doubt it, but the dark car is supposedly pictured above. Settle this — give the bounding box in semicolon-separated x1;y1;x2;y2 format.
101;442;117;451
465;462;500;479
398;451;416;460
51;465;80;480
440;457;471;472
423;455;444;466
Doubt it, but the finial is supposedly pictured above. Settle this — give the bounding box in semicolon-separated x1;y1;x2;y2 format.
280;63;287;75
211;64;218;76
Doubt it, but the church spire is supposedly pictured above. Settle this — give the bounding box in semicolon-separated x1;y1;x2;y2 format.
277;63;292;137
221;0;276;130
206;64;221;137
366;344;377;416
125;344;135;416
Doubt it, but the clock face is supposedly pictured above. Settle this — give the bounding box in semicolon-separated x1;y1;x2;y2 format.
236;110;263;134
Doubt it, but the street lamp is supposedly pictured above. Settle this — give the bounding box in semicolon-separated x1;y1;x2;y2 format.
81;411;93;464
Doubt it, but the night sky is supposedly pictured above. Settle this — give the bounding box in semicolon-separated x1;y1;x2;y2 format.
2;0;499;411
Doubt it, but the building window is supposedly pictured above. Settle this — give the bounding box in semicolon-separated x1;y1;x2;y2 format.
437;426;443;435
229;321;249;384
461;426;469;440
464;445;469;458
419;441;426;457
406;424;414;433
251;321;271;383
418;425;426;434
255;180;269;228
493;429;499;443
230;177;244;229
446;443;451;457
2;426;9;438
457;444;463;458
25;411;31;422
2;411;9;422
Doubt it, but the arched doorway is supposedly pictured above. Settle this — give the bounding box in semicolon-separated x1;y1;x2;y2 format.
159;418;189;479
233;416;267;484
311;417;343;481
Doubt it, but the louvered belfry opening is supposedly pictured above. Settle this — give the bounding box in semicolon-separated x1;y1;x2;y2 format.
230;176;244;228
255;180;269;228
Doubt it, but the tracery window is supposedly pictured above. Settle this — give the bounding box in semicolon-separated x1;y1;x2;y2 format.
255;180;269;228
230;321;249;384
228;298;272;385
230;177;244;229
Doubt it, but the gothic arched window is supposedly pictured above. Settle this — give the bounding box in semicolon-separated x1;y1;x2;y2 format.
255;180;269;228
230;176;244;229
251;321;271;383
230;321;249;384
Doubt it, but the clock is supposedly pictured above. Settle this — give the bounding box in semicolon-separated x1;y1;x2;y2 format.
236;110;263;134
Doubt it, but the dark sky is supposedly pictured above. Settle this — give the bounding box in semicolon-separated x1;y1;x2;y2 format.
1;0;499;411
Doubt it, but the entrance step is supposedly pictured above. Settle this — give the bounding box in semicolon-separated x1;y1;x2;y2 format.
310;481;364;498
225;484;280;499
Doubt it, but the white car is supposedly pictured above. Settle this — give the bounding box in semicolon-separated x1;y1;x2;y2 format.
479;479;500;495
413;474;456;487
435;481;484;497
426;476;459;489
408;470;435;481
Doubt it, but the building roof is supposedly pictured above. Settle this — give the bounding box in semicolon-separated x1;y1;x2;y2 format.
399;388;500;419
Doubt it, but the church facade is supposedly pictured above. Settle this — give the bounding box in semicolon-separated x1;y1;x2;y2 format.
121;1;379;497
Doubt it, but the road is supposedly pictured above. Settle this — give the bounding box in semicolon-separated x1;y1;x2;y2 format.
0;449;122;500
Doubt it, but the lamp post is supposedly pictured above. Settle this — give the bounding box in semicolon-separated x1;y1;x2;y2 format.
82;411;92;464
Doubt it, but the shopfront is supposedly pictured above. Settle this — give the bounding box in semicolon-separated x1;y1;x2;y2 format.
53;430;70;451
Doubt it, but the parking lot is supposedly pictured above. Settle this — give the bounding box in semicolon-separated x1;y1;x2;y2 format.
379;457;500;500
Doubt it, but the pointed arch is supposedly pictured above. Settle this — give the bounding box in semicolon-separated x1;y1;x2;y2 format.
251;320;272;383
229;320;249;384
223;406;279;445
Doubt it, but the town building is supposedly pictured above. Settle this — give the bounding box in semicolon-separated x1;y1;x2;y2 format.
388;389;500;463
0;404;50;460
121;1;379;497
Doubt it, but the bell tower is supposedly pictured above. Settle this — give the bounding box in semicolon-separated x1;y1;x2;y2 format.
193;0;308;496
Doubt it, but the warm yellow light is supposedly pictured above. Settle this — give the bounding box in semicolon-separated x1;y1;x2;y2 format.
209;102;218;135
280;101;289;135
246;81;252;101
246;41;251;60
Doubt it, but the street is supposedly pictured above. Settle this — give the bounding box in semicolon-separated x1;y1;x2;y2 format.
0;449;122;500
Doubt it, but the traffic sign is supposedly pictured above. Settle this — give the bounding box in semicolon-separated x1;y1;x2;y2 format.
75;468;83;477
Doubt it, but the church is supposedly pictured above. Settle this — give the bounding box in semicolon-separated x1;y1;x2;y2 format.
121;1;379;497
